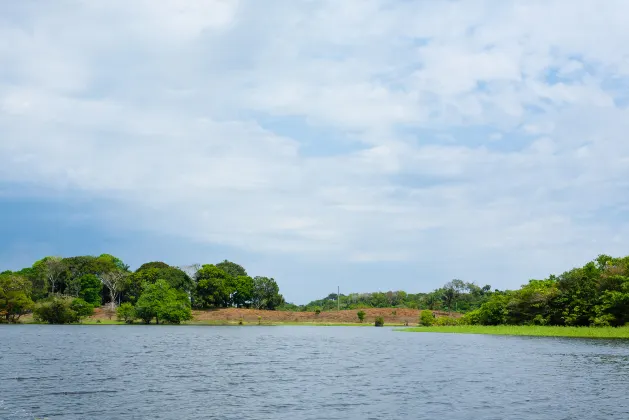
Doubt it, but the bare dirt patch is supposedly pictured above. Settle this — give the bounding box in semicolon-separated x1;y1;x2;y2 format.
190;307;459;325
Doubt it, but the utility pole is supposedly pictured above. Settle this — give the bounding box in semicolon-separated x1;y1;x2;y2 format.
338;286;340;311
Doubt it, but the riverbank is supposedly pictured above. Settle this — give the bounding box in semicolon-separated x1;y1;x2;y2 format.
15;307;459;326
401;325;629;338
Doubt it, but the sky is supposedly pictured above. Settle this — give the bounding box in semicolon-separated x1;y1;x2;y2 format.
1;0;629;304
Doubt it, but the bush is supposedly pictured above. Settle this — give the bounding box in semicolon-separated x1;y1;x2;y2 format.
374;316;384;327
357;310;366;323
135;280;192;324
434;316;460;326
314;307;321;315
70;298;94;321
34;296;86;324
116;302;136;324
419;310;434;326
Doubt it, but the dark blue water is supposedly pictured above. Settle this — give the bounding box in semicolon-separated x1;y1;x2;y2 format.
1;326;628;419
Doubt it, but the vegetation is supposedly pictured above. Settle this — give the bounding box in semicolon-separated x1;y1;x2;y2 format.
4;252;629;332
461;255;629;327
135;280;192;324
374;316;384;327
357;310;366;323
299;280;492;313
0;254;284;324
402;325;629;339
116;302;136;324
33;296;93;324
419;310;435;326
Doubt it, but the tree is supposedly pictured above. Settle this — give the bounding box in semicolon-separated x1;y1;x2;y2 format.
0;274;34;323
232;275;254;308
441;279;466;312
116;302;136;323
98;270;129;310
126;266;194;303
419;310;434;326
135;280;192;324
136;261;170;272
357;310;366;323
194;265;233;308
33;296;92;324
215;260;247;278
252;276;284;310
78;274;103;306
43;256;66;295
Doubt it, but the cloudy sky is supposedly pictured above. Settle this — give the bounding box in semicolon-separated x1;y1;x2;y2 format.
1;0;629;303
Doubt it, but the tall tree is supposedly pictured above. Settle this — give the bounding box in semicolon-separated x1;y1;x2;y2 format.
252;276;284;310
42;256;65;295
216;260;247;278
194;265;233;308
98;270;128;310
0;273;34;323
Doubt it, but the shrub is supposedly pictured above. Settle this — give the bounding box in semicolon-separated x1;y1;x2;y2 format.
357;310;366;323
258;315;262;325
434;316;459;326
116;302;136;324
419;310;434;326
314;307;321;315
34;296;84;324
374;316;384;327
69;298;94;321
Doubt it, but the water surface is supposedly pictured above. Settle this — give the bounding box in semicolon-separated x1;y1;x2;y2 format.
1;325;628;419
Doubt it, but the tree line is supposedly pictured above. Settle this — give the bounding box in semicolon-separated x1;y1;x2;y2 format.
463;254;629;327
0;255;284;324
293;280;493;313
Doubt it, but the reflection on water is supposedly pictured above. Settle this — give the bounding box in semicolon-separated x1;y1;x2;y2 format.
1;325;628;420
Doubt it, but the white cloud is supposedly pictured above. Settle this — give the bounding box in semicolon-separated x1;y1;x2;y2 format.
2;0;629;293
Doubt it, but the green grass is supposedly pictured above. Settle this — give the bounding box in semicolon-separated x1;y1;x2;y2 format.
400;325;629;339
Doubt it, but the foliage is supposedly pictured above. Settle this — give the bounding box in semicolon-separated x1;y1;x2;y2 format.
466;254;629;327
374;316;384;327
357;310;366;322
33;296;92;324
215;260;247;278
314;308;321;315
0;273;34;323
434;316;460;326
78;274;103;306
135;280;192;324
126;265;193;303
402;325;629;339
116;302;136;323
252;276;284;310
194;265;233;308
419;310;435;326
69;298;94;320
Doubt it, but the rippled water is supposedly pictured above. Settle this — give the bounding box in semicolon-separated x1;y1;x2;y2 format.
1;326;629;419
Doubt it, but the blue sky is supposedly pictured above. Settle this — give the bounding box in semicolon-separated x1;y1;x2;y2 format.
1;0;629;304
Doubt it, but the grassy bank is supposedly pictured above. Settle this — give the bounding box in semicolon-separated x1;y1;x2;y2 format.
401;325;629;338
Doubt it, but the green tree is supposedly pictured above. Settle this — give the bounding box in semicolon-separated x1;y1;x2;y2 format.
126;265;194;303
33;296;91;324
78;274;103;306
232;275;254;308
357;310;366;323
252;276;284;310
0;274;34;323
419;310;434;326
135;280;192;324
116;302;136;323
215;260;247;278
194;265;233;308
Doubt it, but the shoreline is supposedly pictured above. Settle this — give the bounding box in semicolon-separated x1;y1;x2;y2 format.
400;325;629;339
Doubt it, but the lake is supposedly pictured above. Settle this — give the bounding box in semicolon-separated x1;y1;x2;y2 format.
1;326;628;419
